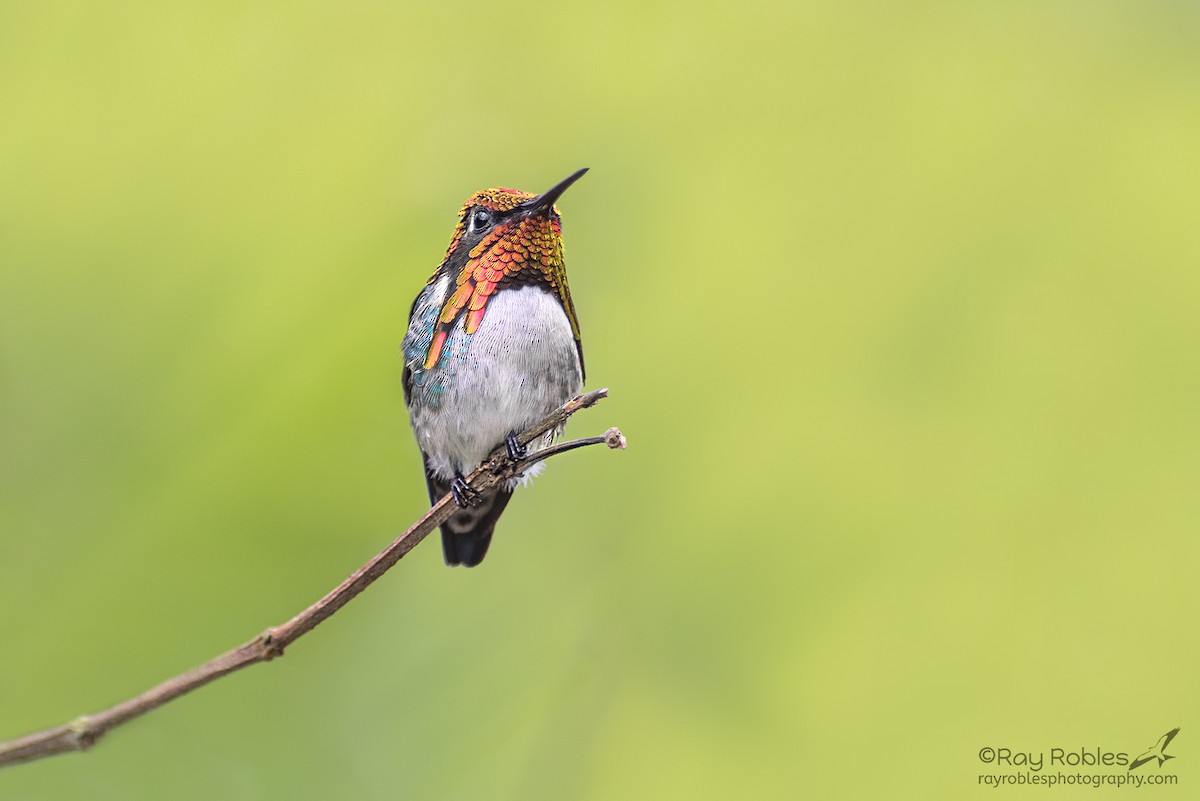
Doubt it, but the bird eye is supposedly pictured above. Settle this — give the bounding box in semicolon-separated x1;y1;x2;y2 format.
468;208;491;233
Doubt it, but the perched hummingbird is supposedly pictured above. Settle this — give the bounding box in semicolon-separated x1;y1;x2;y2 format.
401;169;587;567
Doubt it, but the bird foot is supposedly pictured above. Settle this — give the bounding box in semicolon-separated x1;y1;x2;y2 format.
450;472;482;508
505;431;527;462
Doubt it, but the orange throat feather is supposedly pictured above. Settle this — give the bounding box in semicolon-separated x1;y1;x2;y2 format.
421;192;578;370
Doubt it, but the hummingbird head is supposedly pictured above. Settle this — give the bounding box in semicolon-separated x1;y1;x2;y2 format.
423;169;587;369
440;167;587;285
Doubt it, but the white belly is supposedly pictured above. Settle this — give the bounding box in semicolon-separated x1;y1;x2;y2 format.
406;285;583;482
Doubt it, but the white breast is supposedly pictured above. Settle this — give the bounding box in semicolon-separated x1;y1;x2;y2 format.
409;285;583;481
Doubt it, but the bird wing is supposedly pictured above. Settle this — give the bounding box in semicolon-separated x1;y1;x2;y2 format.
1158;727;1180;751
1129;751;1156;770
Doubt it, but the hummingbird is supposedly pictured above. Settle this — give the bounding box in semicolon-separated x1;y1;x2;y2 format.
401;169;587;567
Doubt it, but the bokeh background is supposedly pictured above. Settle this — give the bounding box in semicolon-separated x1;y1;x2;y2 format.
3;2;1199;798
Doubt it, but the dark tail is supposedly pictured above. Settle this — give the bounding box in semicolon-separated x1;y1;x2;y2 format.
425;472;514;567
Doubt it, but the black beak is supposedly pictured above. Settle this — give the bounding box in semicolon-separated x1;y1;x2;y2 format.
525;168;588;216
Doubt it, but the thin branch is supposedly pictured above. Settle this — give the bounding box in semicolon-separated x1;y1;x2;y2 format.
515;427;626;470
0;388;622;769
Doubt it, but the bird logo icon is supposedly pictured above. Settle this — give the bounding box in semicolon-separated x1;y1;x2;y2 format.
1128;727;1180;771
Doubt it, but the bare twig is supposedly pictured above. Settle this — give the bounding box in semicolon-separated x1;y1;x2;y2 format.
0;388;621;768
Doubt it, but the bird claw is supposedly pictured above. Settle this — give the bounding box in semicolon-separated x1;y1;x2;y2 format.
505;431;527;462
450;473;482;507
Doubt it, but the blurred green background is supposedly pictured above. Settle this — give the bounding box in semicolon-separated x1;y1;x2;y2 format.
2;1;1199;798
